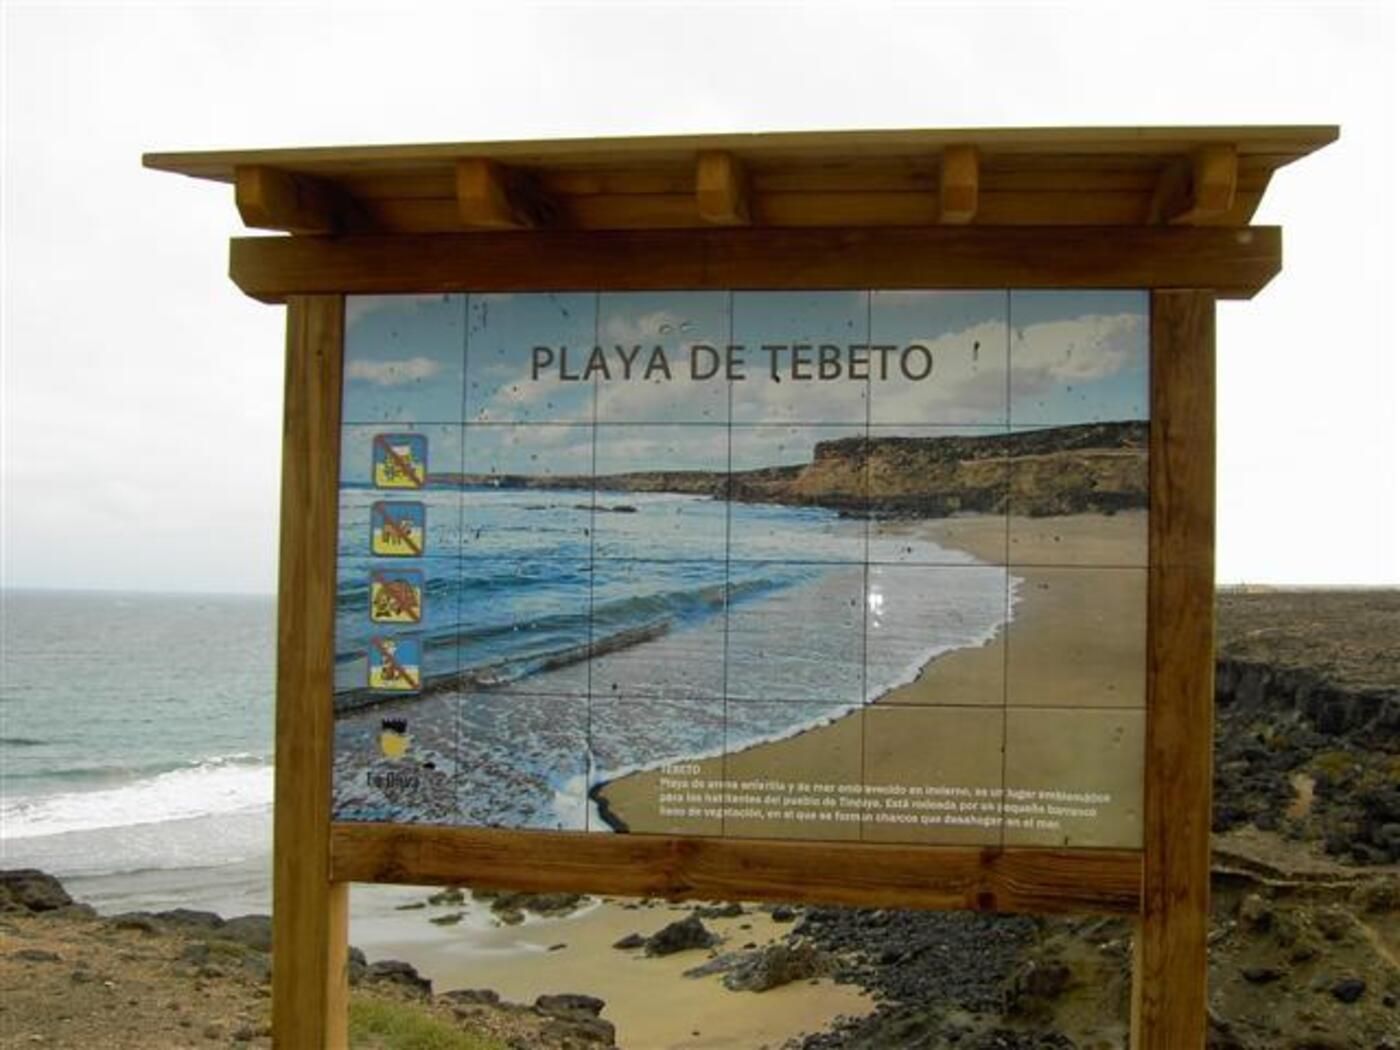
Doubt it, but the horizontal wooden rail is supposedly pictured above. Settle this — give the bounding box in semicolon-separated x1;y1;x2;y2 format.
229;225;1281;303
330;823;1143;916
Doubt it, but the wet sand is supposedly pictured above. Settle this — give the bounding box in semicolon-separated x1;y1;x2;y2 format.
597;512;1149;848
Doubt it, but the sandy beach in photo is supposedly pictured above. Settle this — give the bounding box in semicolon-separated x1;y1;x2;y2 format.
596;511;1148;846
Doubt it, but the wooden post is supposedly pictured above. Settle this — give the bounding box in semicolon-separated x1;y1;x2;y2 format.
273;295;349;1049
1133;290;1216;1049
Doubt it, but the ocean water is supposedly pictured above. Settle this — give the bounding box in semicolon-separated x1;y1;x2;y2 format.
0;590;276;908
0;497;1014;896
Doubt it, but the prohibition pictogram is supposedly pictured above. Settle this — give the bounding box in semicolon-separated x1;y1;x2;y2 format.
371;502;426;557
371;569;424;623
373;433;428;490
368;634;422;692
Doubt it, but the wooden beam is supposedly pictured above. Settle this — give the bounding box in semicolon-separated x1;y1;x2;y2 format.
696;150;751;225
273;296;348;1049
1133;290;1216;1050
331;824;1143;916
940;144;979;223
228;225;1282;303
455;158;555;229
1149;145;1238;225
235;166;342;234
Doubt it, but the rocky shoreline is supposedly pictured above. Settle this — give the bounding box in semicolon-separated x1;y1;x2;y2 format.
439;420;1149;519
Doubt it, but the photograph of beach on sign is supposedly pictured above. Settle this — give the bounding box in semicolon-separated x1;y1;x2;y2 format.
330;290;1150;847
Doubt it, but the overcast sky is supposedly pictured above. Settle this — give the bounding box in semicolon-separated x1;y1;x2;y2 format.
2;1;1396;591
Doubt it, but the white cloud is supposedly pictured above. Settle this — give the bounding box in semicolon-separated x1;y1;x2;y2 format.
1011;313;1146;394
345;356;442;387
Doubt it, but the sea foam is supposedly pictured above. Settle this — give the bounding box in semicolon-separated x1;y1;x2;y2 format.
1;754;272;841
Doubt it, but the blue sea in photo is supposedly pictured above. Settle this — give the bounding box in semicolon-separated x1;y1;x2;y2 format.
331;487;1014;830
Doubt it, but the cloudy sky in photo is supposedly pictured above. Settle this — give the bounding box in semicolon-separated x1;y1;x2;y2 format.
2;1;1395;589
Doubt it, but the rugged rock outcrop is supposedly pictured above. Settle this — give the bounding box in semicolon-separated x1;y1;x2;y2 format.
447;420;1149;519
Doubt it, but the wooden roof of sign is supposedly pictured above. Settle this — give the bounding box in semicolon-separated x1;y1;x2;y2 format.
144;125;1336;235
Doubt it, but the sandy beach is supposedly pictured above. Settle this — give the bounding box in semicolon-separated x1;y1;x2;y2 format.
597;511;1149;848
359;890;871;1049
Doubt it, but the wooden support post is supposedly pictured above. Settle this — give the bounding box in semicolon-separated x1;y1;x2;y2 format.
236;166;343;234
273;295;349;1050
1134;290;1216;1050
456;158;555;229
939;144;979;223
696;150;751;225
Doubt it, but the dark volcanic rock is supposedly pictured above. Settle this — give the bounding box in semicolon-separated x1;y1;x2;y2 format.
365;959;431;996
611;932;645;950
347;947;367;985
535;994;613;1046
442;988;500;1006
0;870;73;913
723;942;828;992
535;993;605;1018
644;914;717;956
542;1016;615;1045
155;908;225;931
1331;977;1367;1004
219;915;272;952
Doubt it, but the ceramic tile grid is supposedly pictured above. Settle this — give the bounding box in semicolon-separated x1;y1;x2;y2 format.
330;290;1151;849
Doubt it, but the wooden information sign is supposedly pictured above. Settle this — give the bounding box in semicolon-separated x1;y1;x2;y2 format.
146;125;1335;1049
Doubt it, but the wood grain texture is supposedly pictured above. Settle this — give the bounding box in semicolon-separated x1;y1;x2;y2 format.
330;824;1143;916
273;296;348;1050
1133;291;1216;1050
454;158;556;229
939;144;979;223
1170;146;1239;226
236;166;343;234
696;150;751;225
228;225;1282;303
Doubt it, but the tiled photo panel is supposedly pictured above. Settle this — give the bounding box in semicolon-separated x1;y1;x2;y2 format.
592;423;729;561
465;293;597;423
332;691;459;825
453;556;593;700
869;291;1009;425
729;425;868;563
458;692;589;831
865;425;1009;565
1005;567;1148;708
460;424;594;562
1006;423;1149;567
591;697;726;836
330;289;1153;848
862;706;1004;846
589;560;727;701
1009;290;1149;427
724;704;864;841
731;291;870;424
1004;708;1145;848
866;564;1007;707
343;294;466;424
595;292;731;424
725;561;865;706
